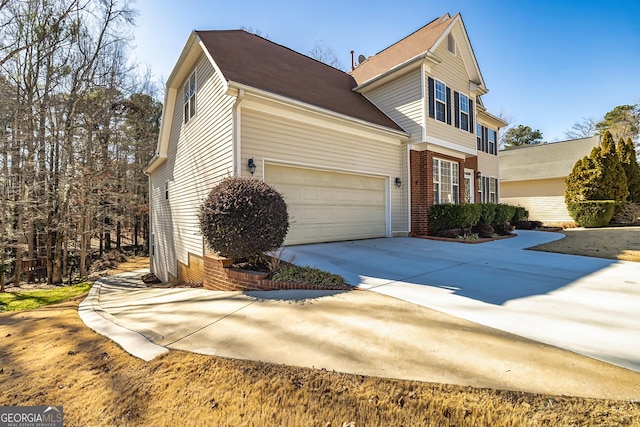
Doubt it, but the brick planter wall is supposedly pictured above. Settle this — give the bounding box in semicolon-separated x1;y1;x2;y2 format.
203;255;352;291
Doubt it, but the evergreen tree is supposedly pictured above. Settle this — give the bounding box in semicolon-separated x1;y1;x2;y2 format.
617;137;640;202
565;130;629;203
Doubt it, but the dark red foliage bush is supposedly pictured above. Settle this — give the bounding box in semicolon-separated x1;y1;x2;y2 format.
198;177;289;260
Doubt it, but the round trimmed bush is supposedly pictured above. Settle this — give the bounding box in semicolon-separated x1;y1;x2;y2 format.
198;177;289;259
567;200;615;228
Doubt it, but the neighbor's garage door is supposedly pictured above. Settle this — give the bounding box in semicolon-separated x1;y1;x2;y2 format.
265;164;387;245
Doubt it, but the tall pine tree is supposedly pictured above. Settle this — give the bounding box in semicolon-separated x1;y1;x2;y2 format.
617;137;640;202
566;130;629;203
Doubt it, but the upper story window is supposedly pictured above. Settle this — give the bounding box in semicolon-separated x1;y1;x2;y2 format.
183;71;196;124
459;93;469;131
435;80;446;122
477;124;498;155
488;129;496;154
447;33;455;54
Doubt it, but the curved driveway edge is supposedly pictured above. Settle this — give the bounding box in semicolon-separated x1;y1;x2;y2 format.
283;231;640;372
79;270;169;361
79;265;640;400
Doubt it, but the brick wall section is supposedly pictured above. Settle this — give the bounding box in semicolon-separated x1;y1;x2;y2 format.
203;255;352;291
410;149;467;236
410;150;429;236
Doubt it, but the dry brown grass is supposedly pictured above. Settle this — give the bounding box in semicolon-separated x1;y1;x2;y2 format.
2;253;640;426
0;296;638;426
531;226;640;262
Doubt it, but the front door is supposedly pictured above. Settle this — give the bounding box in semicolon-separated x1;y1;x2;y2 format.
464;169;474;203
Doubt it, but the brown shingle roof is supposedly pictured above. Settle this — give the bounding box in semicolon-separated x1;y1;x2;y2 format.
196;30;404;132
350;13;455;85
499;136;601;181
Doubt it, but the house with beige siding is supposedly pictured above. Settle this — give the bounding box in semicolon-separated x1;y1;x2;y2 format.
146;13;506;283
499;135;601;223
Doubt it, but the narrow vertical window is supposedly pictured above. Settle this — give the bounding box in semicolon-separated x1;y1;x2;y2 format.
435;80;446;122
447;33;455;54
183;72;196;124
489;178;497;203
477;124;483;150
459;94;469;131
488;129;497;155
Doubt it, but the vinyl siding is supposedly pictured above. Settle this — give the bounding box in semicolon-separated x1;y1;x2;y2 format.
240;104;408;233
500;179;573;223
364;70;423;144
425;40;476;151
477;151;499;177
150;54;235;282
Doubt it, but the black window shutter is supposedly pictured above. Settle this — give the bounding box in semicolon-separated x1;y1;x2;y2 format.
428;77;435;118
446;87;452;125
483;126;488;153
453;91;460;128
469;99;474;133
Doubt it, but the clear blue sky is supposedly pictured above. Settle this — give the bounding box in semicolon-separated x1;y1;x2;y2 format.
131;0;640;142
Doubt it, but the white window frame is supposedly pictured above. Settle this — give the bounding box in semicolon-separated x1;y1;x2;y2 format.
477;123;482;150
183;71;196;124
488;129;496;155
489;177;497;203
435;80;446;122
433;158;459;204
459;93;469;131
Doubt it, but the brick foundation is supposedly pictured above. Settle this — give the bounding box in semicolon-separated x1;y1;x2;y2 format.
203;255;352;291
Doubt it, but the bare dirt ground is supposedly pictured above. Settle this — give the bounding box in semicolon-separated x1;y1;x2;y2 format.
531;226;640;262
1;244;640;425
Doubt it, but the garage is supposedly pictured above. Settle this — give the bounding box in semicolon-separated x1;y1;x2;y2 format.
264;164;388;245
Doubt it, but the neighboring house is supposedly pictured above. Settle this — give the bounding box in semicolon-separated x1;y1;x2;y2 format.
146;12;507;283
499;135;601;223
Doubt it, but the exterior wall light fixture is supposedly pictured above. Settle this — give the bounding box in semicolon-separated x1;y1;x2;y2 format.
248;158;256;175
395;177;402;188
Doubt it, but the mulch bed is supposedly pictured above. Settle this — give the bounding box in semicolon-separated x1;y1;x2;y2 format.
415;234;517;244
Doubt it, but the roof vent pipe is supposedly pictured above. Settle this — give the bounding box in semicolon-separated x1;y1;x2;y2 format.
350;50;355;71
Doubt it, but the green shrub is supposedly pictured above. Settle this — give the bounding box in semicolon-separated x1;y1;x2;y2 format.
566;130;629;204
567;200;616;228
493;204;516;227
477;203;496;225
271;265;347;288
512;206;529;223
429;203;481;231
198;176;289;260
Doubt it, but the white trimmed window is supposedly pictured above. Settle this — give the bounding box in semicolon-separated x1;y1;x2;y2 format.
460;93;469;131
183;71;196;124
435;80;446;122
433;158;459;204
488;129;496;155
479;175;498;203
477;123;482;150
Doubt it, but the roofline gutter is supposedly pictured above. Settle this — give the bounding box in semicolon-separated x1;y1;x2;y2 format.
227;81;410;139
499;175;568;183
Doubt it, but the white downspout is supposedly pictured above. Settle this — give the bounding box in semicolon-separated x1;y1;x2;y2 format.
232;88;246;176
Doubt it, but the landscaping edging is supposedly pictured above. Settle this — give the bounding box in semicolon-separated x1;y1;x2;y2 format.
203;255;352;291
415;234;517;244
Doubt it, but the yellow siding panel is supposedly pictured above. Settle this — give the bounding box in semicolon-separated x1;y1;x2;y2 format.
150;55;235;282
424;42;476;151
241;106;408;232
365;70;423;144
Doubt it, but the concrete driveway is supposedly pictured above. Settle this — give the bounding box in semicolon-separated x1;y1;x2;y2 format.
283;230;640;372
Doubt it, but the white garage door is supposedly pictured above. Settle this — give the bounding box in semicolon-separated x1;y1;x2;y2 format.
265;164;387;245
